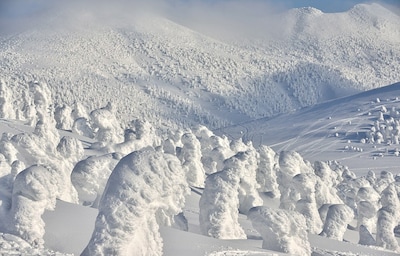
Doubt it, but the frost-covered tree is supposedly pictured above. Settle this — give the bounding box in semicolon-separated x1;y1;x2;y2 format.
72;117;95;138
30;81;59;150
9;160;25;183
161;138;176;155
230;150;263;214
199;168;246;239
376;183;400;252
56;136;85;164
20;89;36;126
292;173;323;234
9;83;83;203
0;133;18;165
102;119;159;155
320;204;354;240
256;145;279;197
199;149;262;239
278;151;313;210
3;165;62;246
89;102;123;144
82;148;189;256
229;138;249;154
313;161;343;208
248;206;311;255
179;132;206;188
0;79;15;120
71;153;122;207
201;135;233;174
54;104;74;130
374;171;395;194
356;186;380;232
71;101;89;120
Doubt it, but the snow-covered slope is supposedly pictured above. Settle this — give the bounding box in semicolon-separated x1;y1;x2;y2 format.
218;82;400;176
1;2;399;130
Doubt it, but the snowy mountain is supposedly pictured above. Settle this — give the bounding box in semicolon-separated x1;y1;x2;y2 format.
1;1;400;256
1;2;399;131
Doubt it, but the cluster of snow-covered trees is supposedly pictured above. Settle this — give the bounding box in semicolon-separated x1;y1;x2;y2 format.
364;102;400;146
0;80;399;255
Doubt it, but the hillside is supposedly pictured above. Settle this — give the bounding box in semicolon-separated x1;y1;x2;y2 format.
218;82;400;176
0;2;399;131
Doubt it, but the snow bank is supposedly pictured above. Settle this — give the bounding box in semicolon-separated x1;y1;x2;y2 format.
82;148;189;256
248;206;311;255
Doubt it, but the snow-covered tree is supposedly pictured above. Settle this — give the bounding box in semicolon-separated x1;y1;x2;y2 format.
256;145;279;197
248;206;311;255
313;161;343;209
54;104;74;130
376;184;400;252
71;153;122;207
229;150;263;214
199;149;262;239
356;186;380;232
320;204;354;240
0;133;19;165
30;81;59;150
9;83;82;204
71;101;89;120
199;168;246;239
0;79;15;120
292;173;323;234
4;165;62;246
201;135;233;174
82;148;189;256
179;132;206;188
278;151;313;211
374;171;395;193
72;117;94;138
89;102;123;144
56;136;85;164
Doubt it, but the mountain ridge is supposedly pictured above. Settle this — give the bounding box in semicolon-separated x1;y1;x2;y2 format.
0;2;399;131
